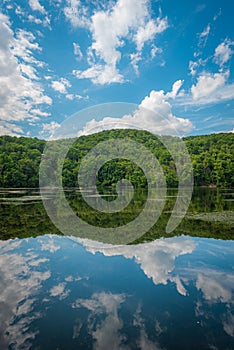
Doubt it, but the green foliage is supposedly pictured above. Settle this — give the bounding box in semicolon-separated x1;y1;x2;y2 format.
0;130;233;188
0;136;45;187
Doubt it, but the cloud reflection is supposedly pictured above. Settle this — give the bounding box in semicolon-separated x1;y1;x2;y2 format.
0;240;51;349
74;235;197;296
0;234;233;350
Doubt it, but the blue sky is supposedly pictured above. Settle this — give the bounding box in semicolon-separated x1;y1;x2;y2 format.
0;0;233;138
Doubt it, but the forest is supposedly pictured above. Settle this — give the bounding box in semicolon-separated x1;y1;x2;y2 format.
0;129;233;188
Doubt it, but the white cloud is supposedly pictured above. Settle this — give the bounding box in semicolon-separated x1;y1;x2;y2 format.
19;62;38;80
90;0;147;65
151;45;162;59
166;79;184;99
0;12;52;134
51;78;71;93
200;24;210;38
191;71;228;101
39;121;61;139
176;80;234;106
30;108;50;117
44;75;52;80
0;122;24;136
73;64;124;85
15;5;27;17
69;0;168;84
188;58;207;77
184;38;234;105
189;60;197;76
214;39;234;68
65;93;83;100
64;0;89;28
27;13;50;27
198;24;210;47
77;82;193;136
134;17;168;52
29;0;46;14
73;42;83;59
12;29;42;64
130;52;141;75
28;14;43;24
65;93;75;100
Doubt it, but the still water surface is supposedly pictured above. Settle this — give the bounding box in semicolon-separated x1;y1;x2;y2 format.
0;188;233;349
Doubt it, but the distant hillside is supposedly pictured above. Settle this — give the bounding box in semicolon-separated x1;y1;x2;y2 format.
0;130;233;188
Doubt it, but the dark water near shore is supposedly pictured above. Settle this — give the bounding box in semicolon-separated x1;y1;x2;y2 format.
0;188;233;349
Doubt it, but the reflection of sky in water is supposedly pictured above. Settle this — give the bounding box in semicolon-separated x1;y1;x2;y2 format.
0;235;233;350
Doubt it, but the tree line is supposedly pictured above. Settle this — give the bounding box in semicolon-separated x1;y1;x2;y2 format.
0;129;233;188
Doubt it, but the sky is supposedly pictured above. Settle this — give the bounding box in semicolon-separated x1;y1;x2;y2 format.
0;0;233;139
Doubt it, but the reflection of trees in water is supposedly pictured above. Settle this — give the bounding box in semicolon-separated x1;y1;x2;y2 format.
0;188;233;241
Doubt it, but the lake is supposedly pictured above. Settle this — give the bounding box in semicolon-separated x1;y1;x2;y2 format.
0;188;233;349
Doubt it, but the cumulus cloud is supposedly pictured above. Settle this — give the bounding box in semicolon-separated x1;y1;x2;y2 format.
68;0;168;84
150;45;162;59
0;122;24;136
184;37;234;105
51;78;71;94
214;39;234;68
65;93;83;100
129;52;141;75
190;37;233;79
28;14;43;24
191;71;228;100
73;64;124;85
64;0;89;28
0;12;52;134
29;0;46;14
39;121;61;139
188;58;207;77
177;80;234;106
77;82;193;136
134;17;168;52
30;108;50;117
166;80;184;99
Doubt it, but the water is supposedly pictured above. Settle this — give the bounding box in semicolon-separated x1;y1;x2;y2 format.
0;188;233;349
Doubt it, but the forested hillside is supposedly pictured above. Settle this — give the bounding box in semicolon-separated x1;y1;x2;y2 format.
0;130;233;188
